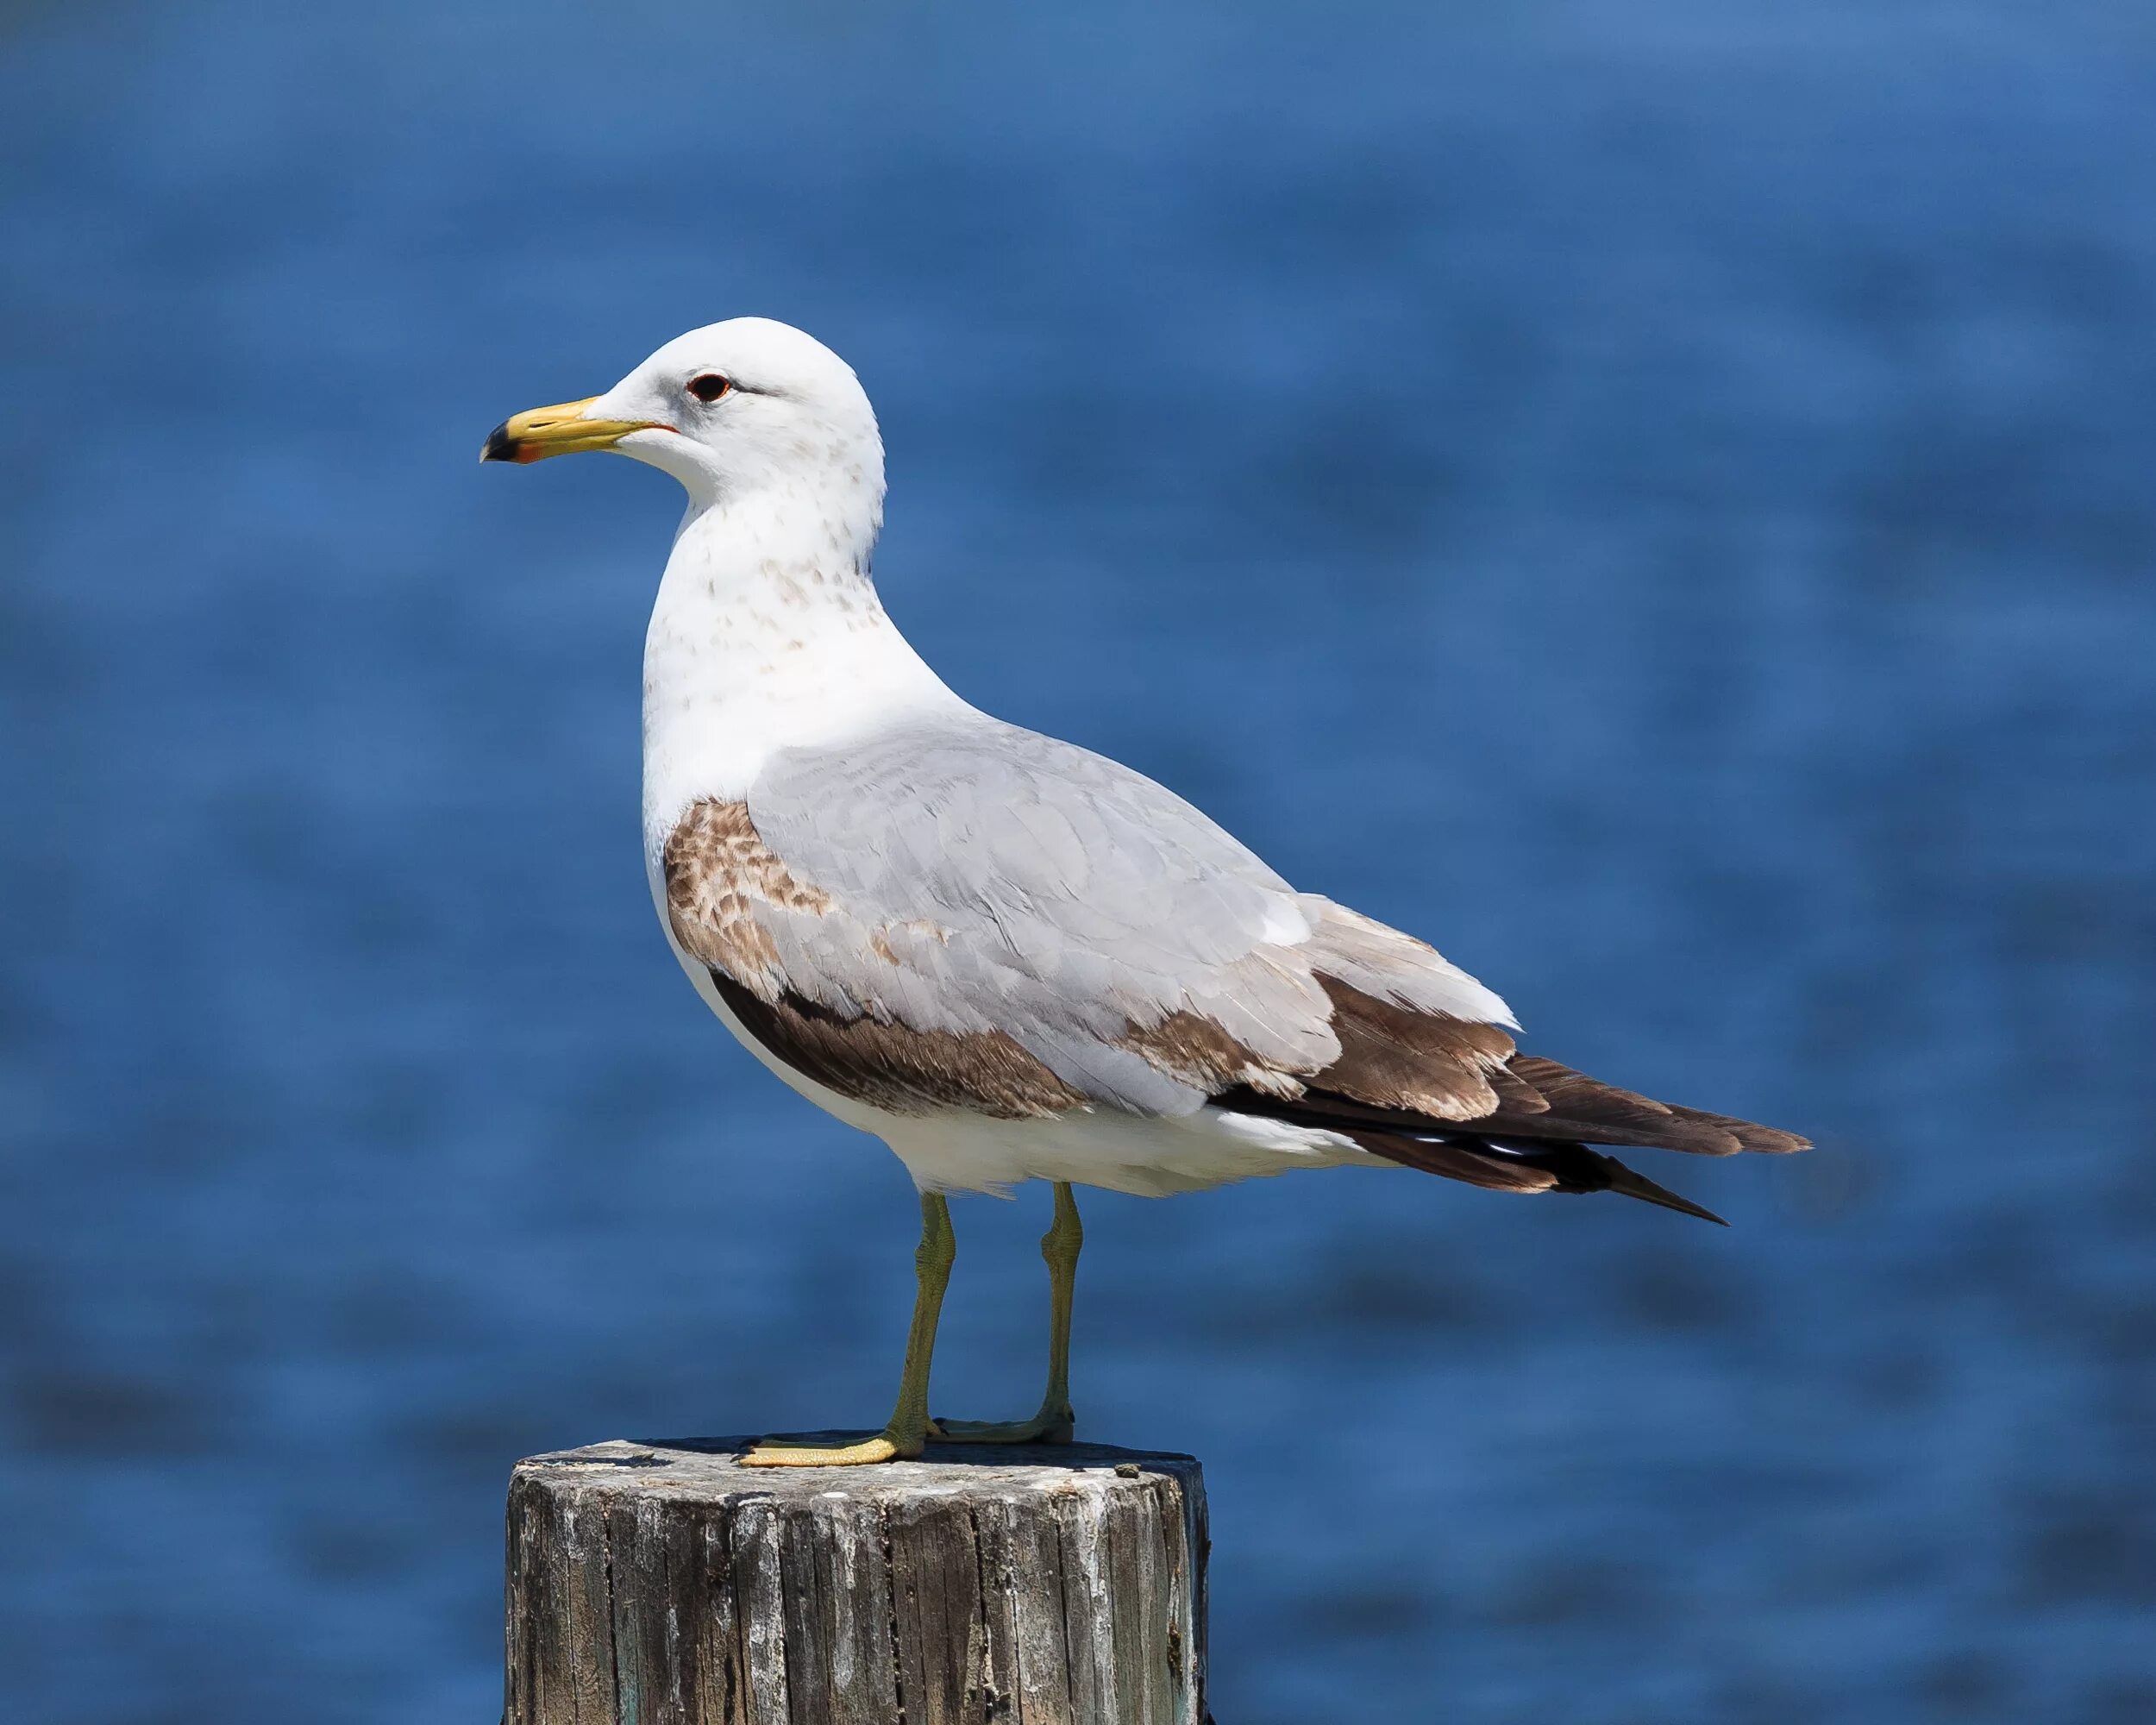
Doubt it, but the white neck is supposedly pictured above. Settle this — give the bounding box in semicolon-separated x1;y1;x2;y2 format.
640;479;963;857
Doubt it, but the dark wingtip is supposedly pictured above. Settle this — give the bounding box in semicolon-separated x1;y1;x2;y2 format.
1598;1154;1730;1225
480;420;520;463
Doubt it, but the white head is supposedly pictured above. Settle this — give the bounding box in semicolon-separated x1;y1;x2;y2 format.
483;317;885;541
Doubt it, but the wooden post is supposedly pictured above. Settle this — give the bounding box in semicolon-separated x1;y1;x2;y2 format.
504;1436;1210;1725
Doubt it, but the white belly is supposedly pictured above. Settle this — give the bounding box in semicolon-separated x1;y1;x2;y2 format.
874;1104;1386;1198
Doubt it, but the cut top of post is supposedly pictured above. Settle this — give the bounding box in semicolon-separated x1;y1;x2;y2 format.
505;1436;1210;1725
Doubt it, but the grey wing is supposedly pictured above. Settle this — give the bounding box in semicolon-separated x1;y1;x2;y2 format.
661;713;1805;1214
736;716;1362;1114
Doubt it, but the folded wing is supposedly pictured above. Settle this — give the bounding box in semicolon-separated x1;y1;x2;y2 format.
661;714;1806;1218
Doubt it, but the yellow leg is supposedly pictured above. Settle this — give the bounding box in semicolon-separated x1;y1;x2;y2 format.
743;1192;956;1467
936;1182;1081;1446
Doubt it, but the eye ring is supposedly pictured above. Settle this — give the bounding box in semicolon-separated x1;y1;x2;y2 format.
686;373;733;404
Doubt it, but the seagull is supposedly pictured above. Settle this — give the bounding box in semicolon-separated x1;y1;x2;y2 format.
484;317;1808;1466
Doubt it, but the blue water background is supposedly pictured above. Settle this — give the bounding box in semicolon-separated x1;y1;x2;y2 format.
3;4;2153;1720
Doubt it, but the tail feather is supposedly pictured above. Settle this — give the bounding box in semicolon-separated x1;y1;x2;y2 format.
1206;1041;1802;1223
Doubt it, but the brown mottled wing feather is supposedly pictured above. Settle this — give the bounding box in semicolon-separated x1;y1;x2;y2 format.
664;800;1085;1119
1310;976;1515;1120
706;971;1085;1119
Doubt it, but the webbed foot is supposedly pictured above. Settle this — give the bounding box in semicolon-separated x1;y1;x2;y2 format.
739;1427;920;1468
931;1403;1075;1446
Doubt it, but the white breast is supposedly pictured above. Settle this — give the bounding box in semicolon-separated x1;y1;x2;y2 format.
638;486;968;871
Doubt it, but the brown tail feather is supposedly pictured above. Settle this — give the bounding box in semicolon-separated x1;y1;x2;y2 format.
1498;1056;1809;1155
1202;1041;1808;1223
1653;1098;1810;1156
1215;1051;1808;1161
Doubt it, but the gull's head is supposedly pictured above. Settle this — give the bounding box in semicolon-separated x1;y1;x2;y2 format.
482;317;882;511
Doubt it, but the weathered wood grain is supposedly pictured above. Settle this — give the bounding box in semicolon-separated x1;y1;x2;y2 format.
505;1436;1209;1725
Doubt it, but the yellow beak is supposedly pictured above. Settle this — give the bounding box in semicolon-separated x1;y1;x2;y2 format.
479;398;661;464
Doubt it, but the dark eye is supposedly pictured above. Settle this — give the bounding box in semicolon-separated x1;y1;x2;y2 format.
686;373;733;404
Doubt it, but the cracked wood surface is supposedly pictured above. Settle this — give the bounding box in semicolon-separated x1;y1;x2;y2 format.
505;1436;1209;1725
